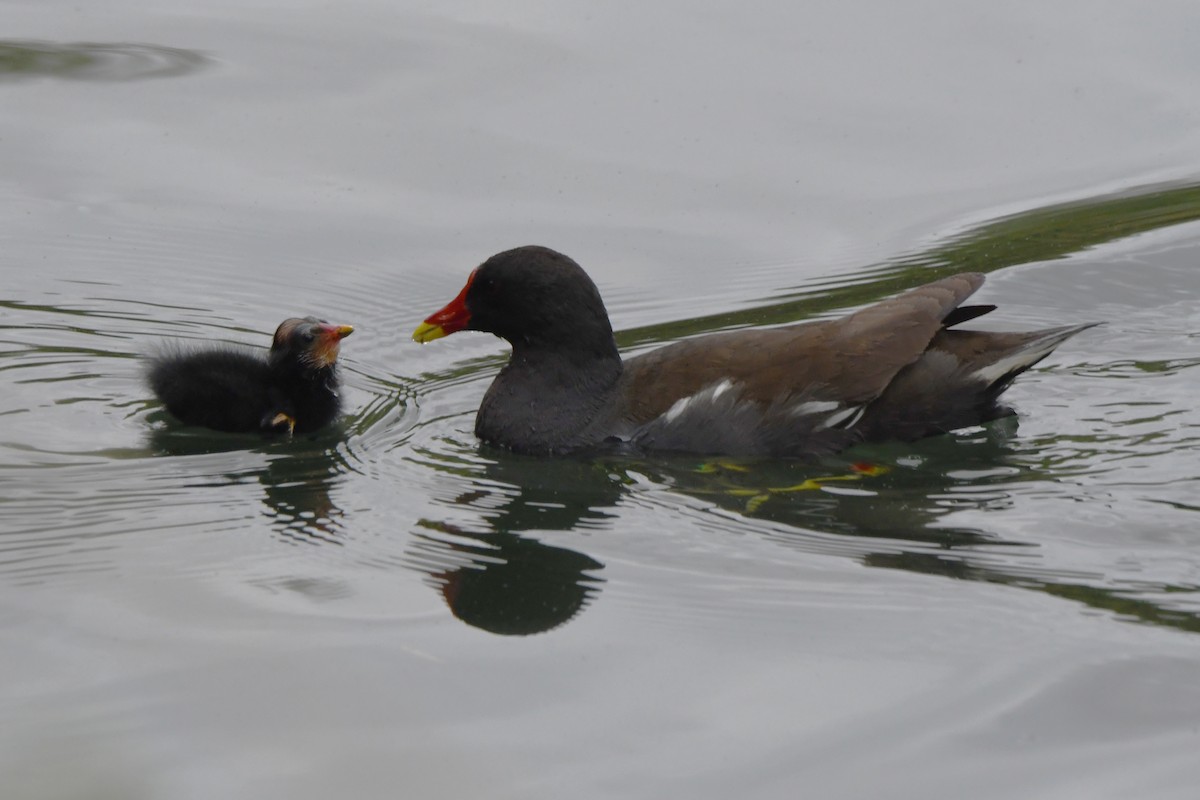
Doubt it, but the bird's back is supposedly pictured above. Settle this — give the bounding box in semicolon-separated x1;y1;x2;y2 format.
612;274;1092;457
147;346;274;432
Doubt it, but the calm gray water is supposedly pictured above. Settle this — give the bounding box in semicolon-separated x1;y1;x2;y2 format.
3;2;1200;798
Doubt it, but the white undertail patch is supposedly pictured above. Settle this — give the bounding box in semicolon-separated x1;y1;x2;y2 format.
971;340;1062;385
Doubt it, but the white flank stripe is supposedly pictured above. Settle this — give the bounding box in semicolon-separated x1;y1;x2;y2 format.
661;380;738;425
817;404;866;430
791;400;840;417
662;395;693;424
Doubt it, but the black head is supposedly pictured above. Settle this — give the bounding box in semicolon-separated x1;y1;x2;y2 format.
269;316;354;373
414;246;617;357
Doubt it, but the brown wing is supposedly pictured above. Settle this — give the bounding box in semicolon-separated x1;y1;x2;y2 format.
616;272;986;424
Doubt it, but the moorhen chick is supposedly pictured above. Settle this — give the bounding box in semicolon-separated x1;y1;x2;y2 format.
147;316;354;435
413;246;1095;457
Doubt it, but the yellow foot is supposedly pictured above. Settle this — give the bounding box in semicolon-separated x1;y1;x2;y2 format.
269;412;296;436
723;462;891;512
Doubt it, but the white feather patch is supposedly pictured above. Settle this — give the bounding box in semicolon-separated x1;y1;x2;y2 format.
710;379;734;400
790;400;840;417
816;404;866;431
662;396;693;424
661;379;736;425
971;341;1060;385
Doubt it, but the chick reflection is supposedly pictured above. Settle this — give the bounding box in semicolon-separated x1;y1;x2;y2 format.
147;425;348;545
257;447;348;545
407;454;614;635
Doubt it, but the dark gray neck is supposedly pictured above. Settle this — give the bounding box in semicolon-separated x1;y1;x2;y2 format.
475;346;623;455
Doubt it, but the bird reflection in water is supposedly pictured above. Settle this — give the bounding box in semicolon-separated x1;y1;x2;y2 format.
257;447;349;546
406;455;613;636
410;522;605;636
146;426;350;546
408;432;1029;635
408;419;1200;636
658;426;1025;549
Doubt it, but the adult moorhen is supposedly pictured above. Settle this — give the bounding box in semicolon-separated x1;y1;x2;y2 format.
413;246;1095;457
147;316;354;435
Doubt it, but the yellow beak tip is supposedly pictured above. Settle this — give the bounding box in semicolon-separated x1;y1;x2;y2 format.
412;322;447;343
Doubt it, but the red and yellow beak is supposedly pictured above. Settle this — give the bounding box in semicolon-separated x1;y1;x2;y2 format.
312;322;354;366
413;269;476;343
321;323;355;340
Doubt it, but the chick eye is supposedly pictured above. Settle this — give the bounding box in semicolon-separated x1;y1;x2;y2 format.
302;332;316;344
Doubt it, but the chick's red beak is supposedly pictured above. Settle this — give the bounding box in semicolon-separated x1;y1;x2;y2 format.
413;269;476;343
311;322;353;366
319;323;355;341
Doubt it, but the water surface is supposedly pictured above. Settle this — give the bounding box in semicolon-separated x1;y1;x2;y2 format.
3;2;1200;798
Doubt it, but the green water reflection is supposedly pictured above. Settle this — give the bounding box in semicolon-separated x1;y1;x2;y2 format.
620;180;1200;345
0;40;209;82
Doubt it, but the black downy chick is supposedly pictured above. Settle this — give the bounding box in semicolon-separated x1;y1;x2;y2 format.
147;316;354;435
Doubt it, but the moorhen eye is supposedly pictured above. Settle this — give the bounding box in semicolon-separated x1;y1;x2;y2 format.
147;317;354;436
413;245;1096;458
